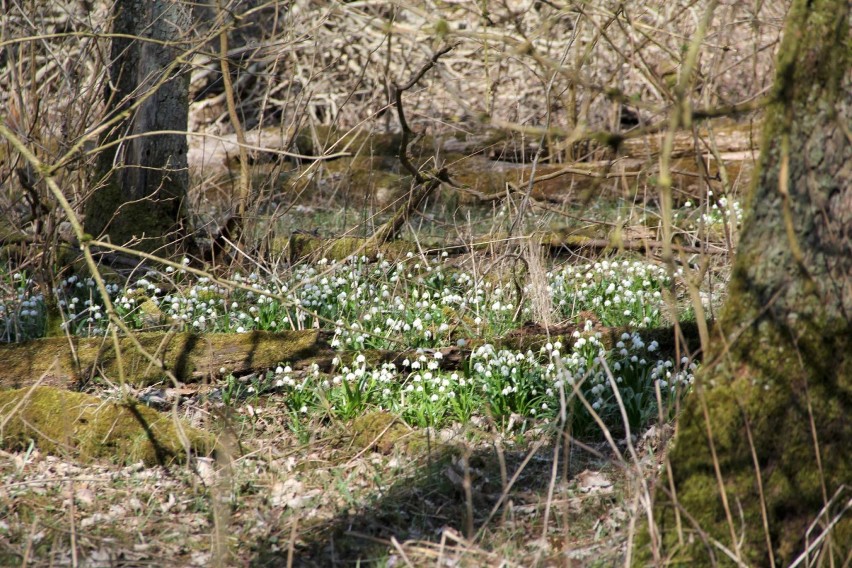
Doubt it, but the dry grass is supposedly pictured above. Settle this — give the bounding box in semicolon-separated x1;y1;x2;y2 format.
1;392;663;566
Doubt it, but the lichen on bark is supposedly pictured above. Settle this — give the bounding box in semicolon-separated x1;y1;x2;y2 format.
635;0;851;565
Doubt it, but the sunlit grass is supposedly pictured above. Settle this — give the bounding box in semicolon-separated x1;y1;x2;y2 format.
1;252;702;437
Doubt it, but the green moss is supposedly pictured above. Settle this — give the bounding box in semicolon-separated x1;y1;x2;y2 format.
350;411;435;455
82;178;187;254
1;330;324;388
291;126;436;158
0;387;213;465
136;297;165;327
635;310;851;566
352;412;408;454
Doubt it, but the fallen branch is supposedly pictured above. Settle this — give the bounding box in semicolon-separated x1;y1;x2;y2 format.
540;233;729;256
367;44;456;247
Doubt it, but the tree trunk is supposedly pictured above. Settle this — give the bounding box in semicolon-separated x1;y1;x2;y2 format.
86;0;191;252
638;1;850;565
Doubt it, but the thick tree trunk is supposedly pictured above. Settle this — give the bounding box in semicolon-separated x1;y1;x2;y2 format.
86;0;191;252
638;1;851;565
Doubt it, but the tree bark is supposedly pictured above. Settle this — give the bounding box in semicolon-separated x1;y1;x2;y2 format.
86;0;192;252
637;1;851;565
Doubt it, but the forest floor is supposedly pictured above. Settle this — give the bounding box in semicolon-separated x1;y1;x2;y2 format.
1;117;754;567
1;396;658;566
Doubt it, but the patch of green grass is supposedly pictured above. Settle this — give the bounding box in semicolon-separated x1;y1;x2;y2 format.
2;251;703;439
254;329;695;438
1;249;700;350
549;259;671;327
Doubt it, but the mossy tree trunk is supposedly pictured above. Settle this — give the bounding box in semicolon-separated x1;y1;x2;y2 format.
639;1;850;565
86;0;192;252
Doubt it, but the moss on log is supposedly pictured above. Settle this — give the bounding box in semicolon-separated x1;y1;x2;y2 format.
0;386;213;465
0;330;328;388
496;319;705;360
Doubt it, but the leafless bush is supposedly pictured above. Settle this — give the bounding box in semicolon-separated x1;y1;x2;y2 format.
0;0;789;268
180;1;788;139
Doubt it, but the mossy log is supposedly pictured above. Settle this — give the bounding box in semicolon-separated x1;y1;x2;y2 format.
495;319;706;360
0;317;703;393
274;151;748;209
0;330;329;389
620;119;759;159
0;386;213;465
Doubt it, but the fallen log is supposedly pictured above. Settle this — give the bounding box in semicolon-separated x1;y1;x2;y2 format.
0;318;706;393
0;330;330;389
265;319;707;378
493;318;706;360
539;231;729;256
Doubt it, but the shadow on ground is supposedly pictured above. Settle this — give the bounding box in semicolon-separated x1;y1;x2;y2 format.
249;432;621;567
